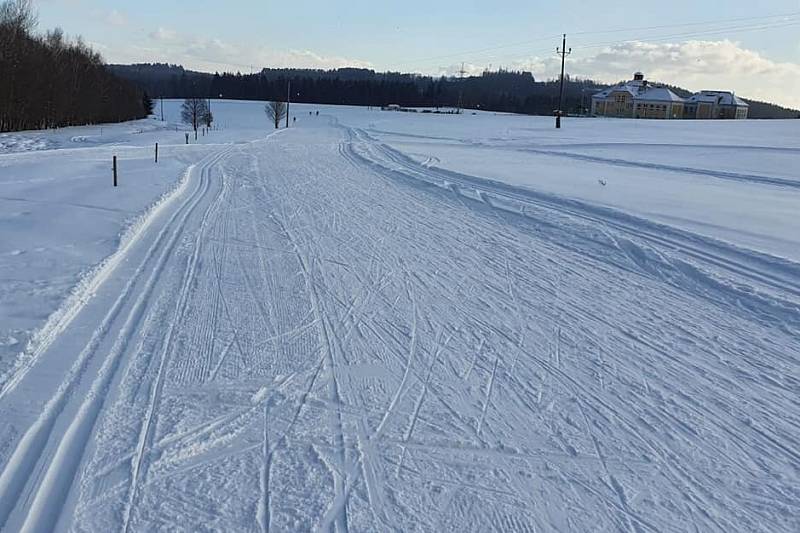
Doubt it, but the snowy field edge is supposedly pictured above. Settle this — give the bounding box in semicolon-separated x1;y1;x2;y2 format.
0;101;798;532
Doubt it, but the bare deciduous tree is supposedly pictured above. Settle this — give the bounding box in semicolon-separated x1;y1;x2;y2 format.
181;97;208;132
0;0;36;34
264;100;286;129
0;0;147;132
202;100;213;128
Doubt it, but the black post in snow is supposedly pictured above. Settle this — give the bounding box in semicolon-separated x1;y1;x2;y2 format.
286;80;291;128
556;34;571;129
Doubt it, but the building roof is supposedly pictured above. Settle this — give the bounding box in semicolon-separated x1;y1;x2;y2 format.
592;81;644;100
686;93;718;104
634;87;685;103
686;90;749;107
591;72;685;102
594;83;683;103
612;86;639;97
592;72;748;108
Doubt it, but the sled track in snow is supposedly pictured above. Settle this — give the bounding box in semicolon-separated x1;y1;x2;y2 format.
0;146;234;532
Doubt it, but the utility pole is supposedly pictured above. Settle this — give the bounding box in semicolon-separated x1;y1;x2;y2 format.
556;34;571;129
457;62;466;114
286;80;291;128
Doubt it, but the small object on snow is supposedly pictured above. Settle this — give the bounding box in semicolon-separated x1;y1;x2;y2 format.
598;179;607;186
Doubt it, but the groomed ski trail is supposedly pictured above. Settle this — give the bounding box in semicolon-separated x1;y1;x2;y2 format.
0;119;797;532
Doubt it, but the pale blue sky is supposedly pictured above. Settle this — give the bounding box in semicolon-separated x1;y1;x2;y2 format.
34;0;800;107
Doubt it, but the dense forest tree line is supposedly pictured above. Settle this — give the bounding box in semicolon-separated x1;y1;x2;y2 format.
0;0;150;133
111;63;799;119
110;64;607;117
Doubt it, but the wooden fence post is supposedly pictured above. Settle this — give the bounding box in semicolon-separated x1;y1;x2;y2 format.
155;143;159;163
113;156;117;187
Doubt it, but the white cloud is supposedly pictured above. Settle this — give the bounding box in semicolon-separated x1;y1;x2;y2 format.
100;29;800;109
435;63;483;77
149;27;178;42
529;40;800;109
422;40;799;109
110;28;371;73
105;9;127;27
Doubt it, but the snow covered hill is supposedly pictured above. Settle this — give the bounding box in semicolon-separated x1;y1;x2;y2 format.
0;102;798;532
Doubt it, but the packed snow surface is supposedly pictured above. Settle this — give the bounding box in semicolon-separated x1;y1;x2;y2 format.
0;101;798;532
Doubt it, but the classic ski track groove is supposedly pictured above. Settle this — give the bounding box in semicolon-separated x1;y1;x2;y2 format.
120;147;234;533
0;146;233;532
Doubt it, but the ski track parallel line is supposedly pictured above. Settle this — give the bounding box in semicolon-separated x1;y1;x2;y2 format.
0;160;199;402
0;146;232;533
121;150;231;533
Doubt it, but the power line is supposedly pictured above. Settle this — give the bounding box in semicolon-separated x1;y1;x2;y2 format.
394;11;799;69
396;35;561;68
570;11;799;37
572;18;800;52
420;18;799;75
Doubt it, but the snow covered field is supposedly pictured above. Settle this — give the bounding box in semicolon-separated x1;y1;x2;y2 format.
0;101;798;532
